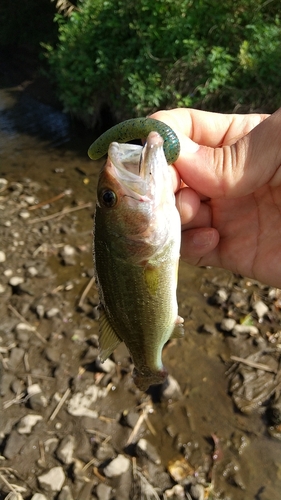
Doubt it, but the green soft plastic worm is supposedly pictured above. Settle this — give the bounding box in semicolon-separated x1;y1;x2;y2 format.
88;117;180;164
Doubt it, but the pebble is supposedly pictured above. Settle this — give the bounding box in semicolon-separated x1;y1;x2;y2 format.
4;268;13;277
45;307;60;318
24;195;37;205
95;357;116;373
136;438;161;464
190;483;205;500
0;283;6;293
199;323;217;335
161;375;182;400
17;414;43;434
58;485;74;500
164;484;185;498
67;385;107;418
232;324;259;336
9;276;24;287
15;322;36;334
38;466;65;492
31;494;48;500
253;300;269;319
27;266;38;277
35;304;45;319
60;244;76;265
103;454;131;478
0;178;8;189
96;483;112;500
7;347;25;370
56;435;75;464
220;318;237;332
27;383;48;410
3;430;26;460
0;250;6;262
0;372;15;396
95;441;116;462
213;288;228;305
19;210;30;219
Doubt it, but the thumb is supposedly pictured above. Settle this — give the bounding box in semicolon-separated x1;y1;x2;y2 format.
175;108;281;199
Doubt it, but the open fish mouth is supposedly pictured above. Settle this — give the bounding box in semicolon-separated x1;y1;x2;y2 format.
108;131;167;201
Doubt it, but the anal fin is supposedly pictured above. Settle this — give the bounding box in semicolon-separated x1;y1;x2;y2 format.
98;307;122;362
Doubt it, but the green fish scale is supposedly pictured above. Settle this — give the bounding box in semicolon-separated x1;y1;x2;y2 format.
88;117;180;164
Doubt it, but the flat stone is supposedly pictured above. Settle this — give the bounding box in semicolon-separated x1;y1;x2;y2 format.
67;385;107;418
190;484;205;500
7;347;25;370
161;375;182;400
19;210;30;219
58;485;74;500
220;318;236;332
27;383;48;410
3;430;26;459
15;322;36;334
253;300;269;319
232;324;259;336
95;357;116;373
38;466;65;492
136;438;161;464
96;483;112;500
9;276;24;287
0;250;6;263
164;484;185;498
45;307;60;319
103;454;130;478
17;414;43;434
56;435;75;464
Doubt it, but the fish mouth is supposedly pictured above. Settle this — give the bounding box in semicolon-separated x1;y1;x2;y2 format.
108;131;167;200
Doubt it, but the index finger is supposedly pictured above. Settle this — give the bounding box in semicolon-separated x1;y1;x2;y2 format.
150;109;269;148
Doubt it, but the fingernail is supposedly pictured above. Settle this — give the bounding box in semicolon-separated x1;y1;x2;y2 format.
192;229;213;246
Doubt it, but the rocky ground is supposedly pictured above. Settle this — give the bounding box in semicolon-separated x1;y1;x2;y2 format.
1;173;281;500
1;55;281;499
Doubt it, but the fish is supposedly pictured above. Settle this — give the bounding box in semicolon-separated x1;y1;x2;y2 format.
93;130;184;391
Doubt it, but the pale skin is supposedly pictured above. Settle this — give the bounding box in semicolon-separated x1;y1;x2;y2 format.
150;108;281;288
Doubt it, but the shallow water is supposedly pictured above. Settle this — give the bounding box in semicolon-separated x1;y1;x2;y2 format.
0;71;280;500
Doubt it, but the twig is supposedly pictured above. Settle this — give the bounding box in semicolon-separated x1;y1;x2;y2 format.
78;276;95;307
81;457;99;472
126;412;146;446
28;190;72;211
230;355;277;374
27;202;92;224
7;305;47;344
48;387;71;421
0;473;18;493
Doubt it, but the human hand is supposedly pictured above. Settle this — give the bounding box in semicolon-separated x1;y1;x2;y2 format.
150;108;281;287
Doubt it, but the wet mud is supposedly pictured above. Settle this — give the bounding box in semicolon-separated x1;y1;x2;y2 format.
0;60;281;500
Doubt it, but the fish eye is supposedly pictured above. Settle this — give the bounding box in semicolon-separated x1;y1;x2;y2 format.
100;189;117;207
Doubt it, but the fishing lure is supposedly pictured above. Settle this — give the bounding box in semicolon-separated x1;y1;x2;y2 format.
88;117;180;164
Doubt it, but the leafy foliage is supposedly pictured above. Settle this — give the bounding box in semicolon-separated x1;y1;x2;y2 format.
43;0;281;125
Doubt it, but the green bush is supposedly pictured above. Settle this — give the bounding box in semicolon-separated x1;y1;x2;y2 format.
43;0;281;125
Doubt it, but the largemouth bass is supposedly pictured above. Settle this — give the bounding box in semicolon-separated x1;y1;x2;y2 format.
93;131;184;391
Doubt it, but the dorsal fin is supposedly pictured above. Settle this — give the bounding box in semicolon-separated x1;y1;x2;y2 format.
98;307;122;361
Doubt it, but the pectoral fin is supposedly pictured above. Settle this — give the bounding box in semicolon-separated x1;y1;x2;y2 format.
98;307;122;361
170;316;185;339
